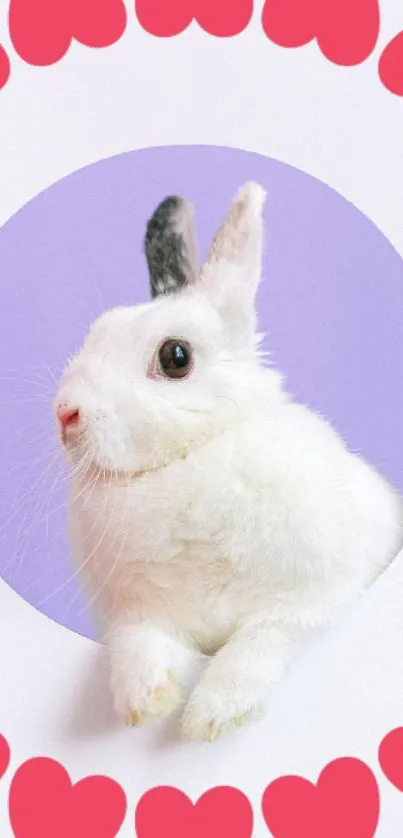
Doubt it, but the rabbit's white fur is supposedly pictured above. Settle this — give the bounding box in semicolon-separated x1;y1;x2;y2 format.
57;183;403;741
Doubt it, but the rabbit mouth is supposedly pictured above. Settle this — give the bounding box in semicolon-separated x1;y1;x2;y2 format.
63;439;157;485
72;461;158;487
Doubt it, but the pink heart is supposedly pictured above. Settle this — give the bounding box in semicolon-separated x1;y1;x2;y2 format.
262;0;380;66
379;727;403;791
379;33;403;97
9;0;127;67
135;0;253;39
262;758;380;838
9;756;127;838
0;45;11;90
135;785;254;838
0;733;10;779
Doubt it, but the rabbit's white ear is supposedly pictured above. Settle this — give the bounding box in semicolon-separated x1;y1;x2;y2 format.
201;182;267;346
145;196;199;298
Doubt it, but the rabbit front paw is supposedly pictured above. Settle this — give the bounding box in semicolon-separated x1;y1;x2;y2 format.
180;682;261;742
112;666;181;727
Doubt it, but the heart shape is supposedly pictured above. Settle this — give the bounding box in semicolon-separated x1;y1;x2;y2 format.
135;0;253;39
0;45;11;90
9;757;127;838
262;757;380;838
9;0;127;66
0;734;10;779
379;33;403;97
379;727;403;791
135;785;254;838
262;0;380;66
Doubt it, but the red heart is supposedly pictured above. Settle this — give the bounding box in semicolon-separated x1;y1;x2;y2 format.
379;33;403;98
262;757;380;838
0;44;11;90
379;727;403;791
135;0;253;39
9;0;127;66
262;0;380;66
135;785;254;838
0;734;11;779
9;757;127;838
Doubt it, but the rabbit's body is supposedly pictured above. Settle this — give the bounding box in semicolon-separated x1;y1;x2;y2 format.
57;183;403;740
71;394;401;653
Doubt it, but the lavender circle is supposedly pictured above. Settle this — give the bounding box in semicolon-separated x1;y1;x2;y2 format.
0;146;402;640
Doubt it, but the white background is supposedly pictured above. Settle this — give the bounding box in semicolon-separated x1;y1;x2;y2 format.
1;1;403;835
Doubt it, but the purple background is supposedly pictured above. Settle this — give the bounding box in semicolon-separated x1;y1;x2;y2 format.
0;145;402;640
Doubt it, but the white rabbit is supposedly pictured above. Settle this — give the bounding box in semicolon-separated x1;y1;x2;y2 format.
55;182;403;742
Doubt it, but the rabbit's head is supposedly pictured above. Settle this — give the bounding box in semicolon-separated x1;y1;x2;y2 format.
55;182;284;476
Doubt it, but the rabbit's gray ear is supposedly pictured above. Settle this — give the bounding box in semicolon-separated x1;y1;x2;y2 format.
145;196;199;299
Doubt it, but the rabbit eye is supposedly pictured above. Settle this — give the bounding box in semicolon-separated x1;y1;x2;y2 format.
158;339;193;379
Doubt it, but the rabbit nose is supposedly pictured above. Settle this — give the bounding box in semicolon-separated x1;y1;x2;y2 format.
58;406;80;440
